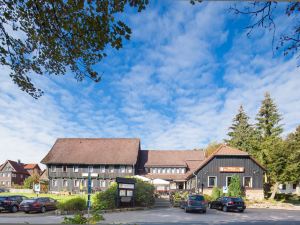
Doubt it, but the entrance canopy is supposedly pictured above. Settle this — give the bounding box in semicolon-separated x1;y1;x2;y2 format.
132;175;151;182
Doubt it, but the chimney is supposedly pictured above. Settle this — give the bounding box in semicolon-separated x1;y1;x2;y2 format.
18;159;21;164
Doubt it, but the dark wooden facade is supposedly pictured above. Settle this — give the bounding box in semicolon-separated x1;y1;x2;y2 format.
189;155;265;190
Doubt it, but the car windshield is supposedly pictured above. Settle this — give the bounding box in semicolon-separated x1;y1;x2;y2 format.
189;195;204;201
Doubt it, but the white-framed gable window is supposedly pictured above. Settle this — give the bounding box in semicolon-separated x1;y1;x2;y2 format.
73;166;79;172
51;165;56;172
208;176;217;187
243;176;252;188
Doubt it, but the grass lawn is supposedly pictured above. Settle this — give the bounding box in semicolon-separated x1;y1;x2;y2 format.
0;192;89;203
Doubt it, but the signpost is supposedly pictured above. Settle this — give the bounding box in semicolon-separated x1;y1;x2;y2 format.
222;186;228;194
82;171;97;224
34;183;40;197
116;177;136;208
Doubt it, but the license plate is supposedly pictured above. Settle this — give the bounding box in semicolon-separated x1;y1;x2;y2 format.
237;207;242;209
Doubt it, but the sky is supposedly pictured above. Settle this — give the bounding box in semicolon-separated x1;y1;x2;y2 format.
0;1;299;167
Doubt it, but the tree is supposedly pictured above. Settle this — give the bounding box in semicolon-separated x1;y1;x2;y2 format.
23;174;40;189
284;126;300;184
225;105;259;155
0;0;148;98
204;142;222;157
227;175;243;197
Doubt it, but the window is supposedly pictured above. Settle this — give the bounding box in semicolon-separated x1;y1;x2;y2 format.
152;168;157;174
226;176;232;187
81;180;87;187
74;180;80;187
109;166;114;173
127;166;132;173
63;165;67;172
208;176;217;187
100;166;105;173
172;168;176;174
282;184;286;190
100;180;106;187
51;165;56;172
73;166;79;172
120;166;126;173
181;168;185;174
7;173;10;177
176;168;180;174
162;168;166;174
293;183;297;189
157;168;161;174
243;177;252;188
88;166;93;172
52;180;58;187
167;168;171;173
91;180;94;187
63;180;68;187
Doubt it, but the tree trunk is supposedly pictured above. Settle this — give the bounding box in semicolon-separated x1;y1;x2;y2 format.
269;182;279;200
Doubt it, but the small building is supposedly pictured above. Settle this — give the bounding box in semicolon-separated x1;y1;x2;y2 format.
23;164;42;176
186;145;266;200
0;160;30;187
278;183;300;196
41;138;140;193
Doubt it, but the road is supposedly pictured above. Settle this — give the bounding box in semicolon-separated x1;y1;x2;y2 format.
0;208;299;224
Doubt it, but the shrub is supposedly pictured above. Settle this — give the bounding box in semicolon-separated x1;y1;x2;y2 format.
135;179;155;207
211;187;222;200
58;197;87;212
23;174;40;189
227;175;243;197
93;183;117;210
204;194;212;202
62;212;104;224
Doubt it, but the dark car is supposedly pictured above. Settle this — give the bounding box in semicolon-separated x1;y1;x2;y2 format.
19;197;57;213
210;196;246;212
181;194;207;213
0;195;28;213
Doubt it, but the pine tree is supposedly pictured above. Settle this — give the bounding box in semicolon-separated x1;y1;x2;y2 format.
256;92;283;138
227;175;243;197
225;105;259;155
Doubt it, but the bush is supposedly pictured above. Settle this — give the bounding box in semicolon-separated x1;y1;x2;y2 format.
23;174;40;189
62;212;104;224
204;194;212;202
227;175;243;197
135;179;155;207
93;183;117;210
58;197;87;212
211;187;222;200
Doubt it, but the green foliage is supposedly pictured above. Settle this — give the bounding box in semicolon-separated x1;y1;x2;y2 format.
204;142;222;157
23;174;40;189
58;197;86;212
92;183;117;210
227;175;243;197
211;187;222;200
0;0;149;98
134;179;155;207
225;105;260;155
62;212;104;224
203;194;212;202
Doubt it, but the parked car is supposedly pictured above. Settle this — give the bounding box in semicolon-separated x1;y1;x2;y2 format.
181;194;207;213
0;188;8;193
210;196;246;212
0;195;28;213
19;197;57;213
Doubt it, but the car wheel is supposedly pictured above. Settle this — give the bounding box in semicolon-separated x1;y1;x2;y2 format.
222;206;228;212
11;205;18;213
25;211;30;214
41;206;46;213
185;207;189;213
239;209;244;213
202;210;206;213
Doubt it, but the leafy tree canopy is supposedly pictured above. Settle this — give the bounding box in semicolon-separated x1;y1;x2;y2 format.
0;0;148;98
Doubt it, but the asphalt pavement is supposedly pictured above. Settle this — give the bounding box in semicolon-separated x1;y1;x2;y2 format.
0;207;299;224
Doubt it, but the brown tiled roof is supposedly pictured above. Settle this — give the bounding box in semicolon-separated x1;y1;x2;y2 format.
41;138;140;165
24;164;40;170
140;150;205;167
0;160;30;175
186;144;265;179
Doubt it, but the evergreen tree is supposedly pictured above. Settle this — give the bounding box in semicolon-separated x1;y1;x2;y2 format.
227;175;243;197
256;92;283;138
225;105;259;155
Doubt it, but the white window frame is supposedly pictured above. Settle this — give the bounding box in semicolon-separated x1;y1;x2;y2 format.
181;168;185;174
176;168;180;174
63;180;68;187
52;179;58;187
226;176;232;187
127;166;132;173
172;168;175;174
152;168;157;174
157;168;161;174
243;176;253;188
167;168;171;174
120;166;126;173
51;165;56;172
162;168;166;174
88;166;93;172
109;166;114;173
100;166;105;173
100;180;106;187
73;166;79;173
74;179;80;187
208;176;217;187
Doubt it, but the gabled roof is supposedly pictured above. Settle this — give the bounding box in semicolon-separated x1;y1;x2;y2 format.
140;150;205;167
41;138;141;165
0;160;30;175
187;144;266;179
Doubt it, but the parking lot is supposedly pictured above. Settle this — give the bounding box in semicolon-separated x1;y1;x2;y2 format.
0;207;300;224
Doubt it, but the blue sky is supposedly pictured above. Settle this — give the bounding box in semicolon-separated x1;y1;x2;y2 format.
0;1;299;166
